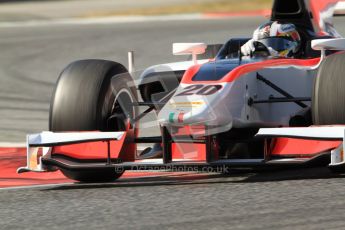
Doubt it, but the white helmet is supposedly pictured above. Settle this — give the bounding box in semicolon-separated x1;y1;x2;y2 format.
242;21;301;58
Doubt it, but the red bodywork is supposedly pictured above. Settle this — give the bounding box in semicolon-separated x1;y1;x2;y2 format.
181;58;321;84
309;0;340;35
52;132;136;162
50;130;341;163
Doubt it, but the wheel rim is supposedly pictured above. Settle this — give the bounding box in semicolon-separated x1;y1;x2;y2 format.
107;89;134;132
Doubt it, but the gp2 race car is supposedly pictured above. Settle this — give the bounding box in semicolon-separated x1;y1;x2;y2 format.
18;0;345;182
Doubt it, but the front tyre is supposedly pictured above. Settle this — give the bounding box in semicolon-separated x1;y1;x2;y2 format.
50;59;138;182
312;53;345;174
312;53;345;125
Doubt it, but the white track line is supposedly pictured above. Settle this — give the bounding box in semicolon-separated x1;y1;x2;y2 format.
0;142;26;148
0;14;206;28
0;143;147;150
0;172;184;191
0;183;74;191
0;13;257;28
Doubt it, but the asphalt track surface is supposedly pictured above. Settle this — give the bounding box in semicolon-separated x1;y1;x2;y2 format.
2;16;345;229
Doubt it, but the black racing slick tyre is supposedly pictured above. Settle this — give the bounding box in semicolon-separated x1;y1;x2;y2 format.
49;59;138;182
312;53;345;125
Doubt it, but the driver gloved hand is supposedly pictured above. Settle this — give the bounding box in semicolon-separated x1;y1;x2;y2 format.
267;47;279;57
241;27;263;56
241;39;255;56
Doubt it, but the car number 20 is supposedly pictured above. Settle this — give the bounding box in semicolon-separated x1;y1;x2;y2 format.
176;85;222;96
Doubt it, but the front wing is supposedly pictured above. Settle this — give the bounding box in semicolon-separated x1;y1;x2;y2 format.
17;127;345;175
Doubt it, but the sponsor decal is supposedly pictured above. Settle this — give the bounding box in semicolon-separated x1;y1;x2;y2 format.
168;101;204;108
29;150;38;169
280;24;295;32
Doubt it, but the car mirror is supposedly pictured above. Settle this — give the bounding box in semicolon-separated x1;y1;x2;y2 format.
173;43;207;64
334;1;345;16
312;38;345;51
311;38;345;60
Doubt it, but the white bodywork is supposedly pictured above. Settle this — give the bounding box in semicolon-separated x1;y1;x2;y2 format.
28;131;124;146
257;126;345;139
158;82;234;134
158;59;318;134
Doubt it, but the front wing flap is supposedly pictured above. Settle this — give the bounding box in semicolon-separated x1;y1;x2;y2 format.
17;131;125;173
256;126;345;166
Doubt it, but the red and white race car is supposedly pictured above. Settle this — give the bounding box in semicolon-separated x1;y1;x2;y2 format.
18;0;345;182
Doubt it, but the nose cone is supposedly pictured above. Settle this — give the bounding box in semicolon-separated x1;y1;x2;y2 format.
159;99;209;125
158;83;232;127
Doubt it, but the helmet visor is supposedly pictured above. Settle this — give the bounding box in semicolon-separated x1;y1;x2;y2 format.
257;37;296;53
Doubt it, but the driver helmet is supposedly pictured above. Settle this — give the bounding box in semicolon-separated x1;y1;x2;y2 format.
253;21;301;58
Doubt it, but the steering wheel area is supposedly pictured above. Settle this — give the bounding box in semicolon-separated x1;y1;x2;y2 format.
251;41;271;57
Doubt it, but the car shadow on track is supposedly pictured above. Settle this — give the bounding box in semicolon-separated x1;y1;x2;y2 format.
42;167;345;191
232;166;345;182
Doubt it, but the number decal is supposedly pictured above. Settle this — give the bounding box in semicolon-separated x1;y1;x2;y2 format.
197;85;222;95
176;85;203;96
176;85;222;96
